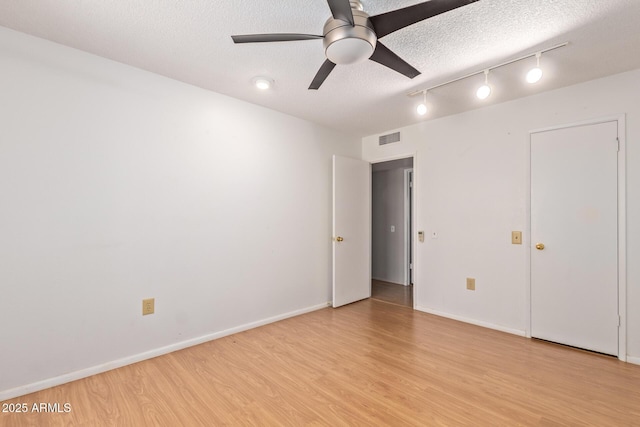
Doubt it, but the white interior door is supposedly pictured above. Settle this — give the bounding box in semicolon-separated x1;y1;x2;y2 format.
333;155;371;308
530;120;618;355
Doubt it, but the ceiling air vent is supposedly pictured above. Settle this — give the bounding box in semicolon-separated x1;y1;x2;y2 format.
378;132;401;146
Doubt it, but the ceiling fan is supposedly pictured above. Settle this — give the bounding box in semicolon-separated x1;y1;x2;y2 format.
231;0;479;90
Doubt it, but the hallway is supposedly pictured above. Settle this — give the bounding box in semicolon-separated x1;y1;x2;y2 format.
371;279;412;308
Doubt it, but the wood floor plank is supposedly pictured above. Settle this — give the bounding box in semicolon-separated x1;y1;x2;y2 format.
2;299;640;426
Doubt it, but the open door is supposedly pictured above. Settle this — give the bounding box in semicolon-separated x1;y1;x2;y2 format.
332;155;371;308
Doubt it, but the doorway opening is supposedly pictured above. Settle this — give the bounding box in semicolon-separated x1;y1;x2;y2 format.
371;157;414;308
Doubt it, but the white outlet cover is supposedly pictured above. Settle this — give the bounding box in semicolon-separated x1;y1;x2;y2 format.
391;225;395;232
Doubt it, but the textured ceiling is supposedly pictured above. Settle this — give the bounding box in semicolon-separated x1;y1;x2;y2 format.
1;0;639;137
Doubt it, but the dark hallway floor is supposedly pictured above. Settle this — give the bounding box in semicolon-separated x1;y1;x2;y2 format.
371;279;412;307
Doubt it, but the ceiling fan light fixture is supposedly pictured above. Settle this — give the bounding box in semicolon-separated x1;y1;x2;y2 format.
326;37;375;65
252;76;273;90
232;0;481;90
323;12;377;65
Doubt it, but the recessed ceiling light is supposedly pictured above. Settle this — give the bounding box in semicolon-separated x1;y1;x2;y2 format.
252;76;274;90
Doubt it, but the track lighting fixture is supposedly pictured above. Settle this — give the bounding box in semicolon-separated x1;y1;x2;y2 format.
526;52;543;84
407;42;568;116
476;70;491;100
416;91;428;115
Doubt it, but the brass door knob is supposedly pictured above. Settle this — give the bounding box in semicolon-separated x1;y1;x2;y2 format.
535;243;545;250
336;236;344;242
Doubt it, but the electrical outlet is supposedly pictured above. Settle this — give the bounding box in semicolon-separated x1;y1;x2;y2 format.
512;231;522;245
466;278;476;291
142;298;155;315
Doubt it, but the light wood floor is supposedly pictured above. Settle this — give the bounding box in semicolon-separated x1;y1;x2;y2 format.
371;279;413;307
3;299;640;426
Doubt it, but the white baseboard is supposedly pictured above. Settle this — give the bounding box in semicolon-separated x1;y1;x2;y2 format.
0;302;331;402
415;306;526;337
627;355;640;365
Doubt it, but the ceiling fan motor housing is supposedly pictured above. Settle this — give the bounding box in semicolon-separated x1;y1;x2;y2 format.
323;9;377;65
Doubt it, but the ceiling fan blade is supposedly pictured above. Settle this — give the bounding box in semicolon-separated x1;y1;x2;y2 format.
369;42;420;79
370;0;479;38
231;33;323;43
327;0;355;25
309;60;337;90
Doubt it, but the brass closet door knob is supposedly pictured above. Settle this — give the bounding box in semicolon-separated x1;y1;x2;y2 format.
336;236;344;242
535;243;545;250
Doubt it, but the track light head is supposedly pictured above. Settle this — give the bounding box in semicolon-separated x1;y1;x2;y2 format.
526;67;543;84
476;70;491;100
476;85;491;99
416;91;428;115
526;52;543;83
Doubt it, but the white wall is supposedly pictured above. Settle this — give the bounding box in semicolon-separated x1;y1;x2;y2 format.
0;27;360;398
372;168;406;284
362;69;640;360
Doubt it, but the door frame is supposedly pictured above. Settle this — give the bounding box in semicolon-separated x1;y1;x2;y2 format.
525;115;626;361
404;168;414;286
371;153;417;308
